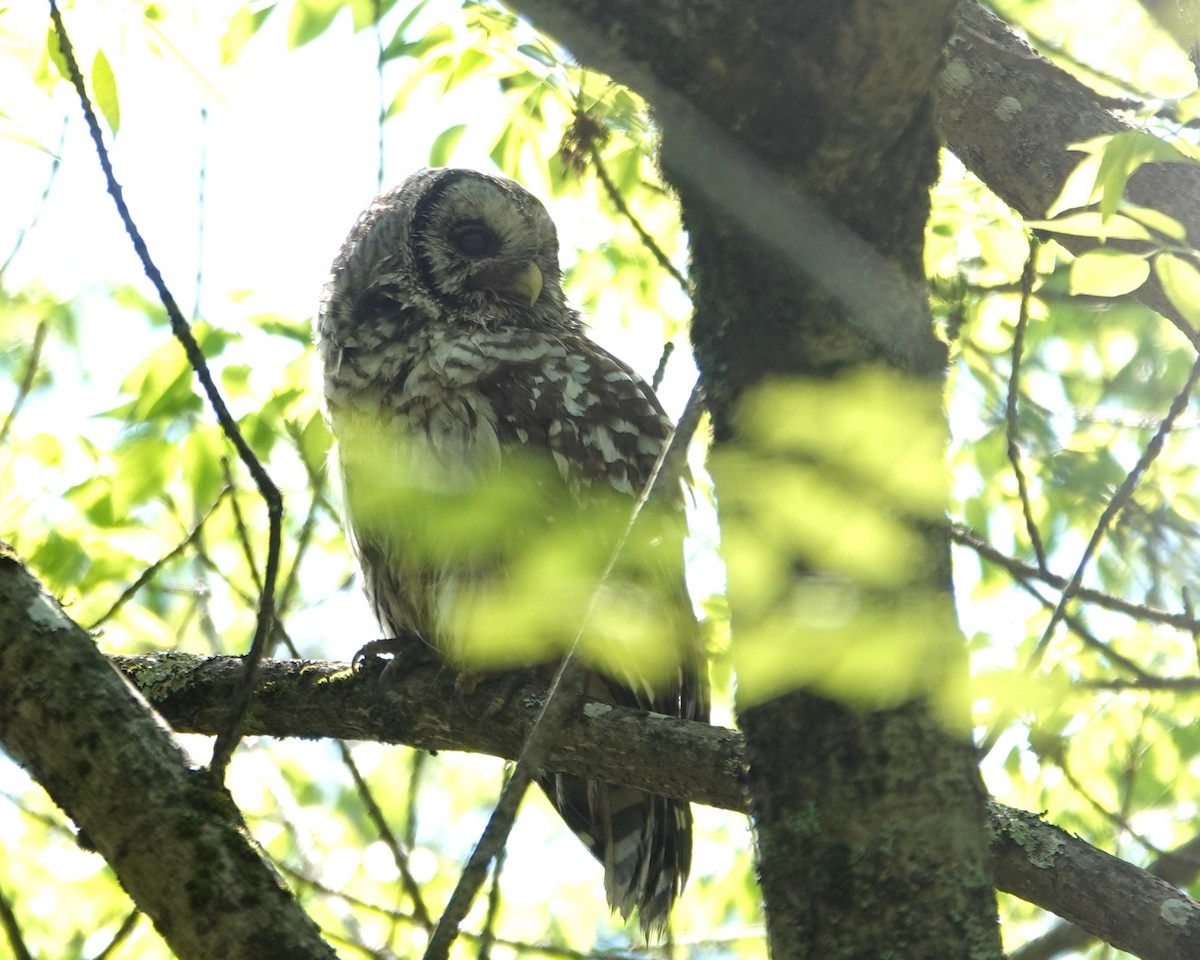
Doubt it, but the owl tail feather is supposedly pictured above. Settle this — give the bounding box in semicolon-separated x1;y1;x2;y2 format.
538;773;692;939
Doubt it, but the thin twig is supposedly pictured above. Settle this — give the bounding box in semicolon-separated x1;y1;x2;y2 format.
950;522;1200;632
280;423;333;619
222;458;265;595
651;341;674;393
193;105;208;322
587;139;690;295
1005;236;1048;570
0;321;49;450
86;488;231;630
374;0;386;192
421;381;706;960
1027;353;1200;670
1012;576;1158;682
0;886;34;960
280;863;646;960
91;909;142;960
1079;675;1200;691
0;116;67;285
337;742;435;931
404;748;428;851
47;0;283;780
478;771;510;960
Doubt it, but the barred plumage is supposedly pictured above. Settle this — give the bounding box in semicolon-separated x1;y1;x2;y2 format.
315;168;709;935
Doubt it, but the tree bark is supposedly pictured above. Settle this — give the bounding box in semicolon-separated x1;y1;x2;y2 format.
0;548;337;960
991;807;1200;960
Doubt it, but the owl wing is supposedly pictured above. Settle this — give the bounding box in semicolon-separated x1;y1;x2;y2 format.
475;331;708;721
474;331;709;936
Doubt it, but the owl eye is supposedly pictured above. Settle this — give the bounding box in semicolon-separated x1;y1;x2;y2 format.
451;222;499;258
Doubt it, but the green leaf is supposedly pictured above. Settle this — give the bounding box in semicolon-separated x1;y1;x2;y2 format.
1068;248;1150;297
382;21;452;62
296;410;334;477
221;364;252;396
428;124;466;166
221;3;276;65
516;42;557;68
349;0;399;30
1122;203;1188;242
1026;212;1149;242
182;426;226;508
287;0;342;49
45;24;70;83
248;314;311;344
29;530;91;594
1154;253;1200;325
91;50;120;135
385;52;452;118
1071;132;1193;220
111;433;175;514
448;48;491;89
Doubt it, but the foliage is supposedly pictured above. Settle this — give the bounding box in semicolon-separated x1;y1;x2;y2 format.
2;0;1200;958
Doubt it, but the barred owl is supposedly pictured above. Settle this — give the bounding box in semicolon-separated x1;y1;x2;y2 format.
315;168;708;935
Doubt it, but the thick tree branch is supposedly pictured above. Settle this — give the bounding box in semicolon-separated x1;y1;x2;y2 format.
110;651;744;812
110;650;1200;960
941;3;1200;349
1011;834;1200;960
0;549;337;960
990;807;1200;960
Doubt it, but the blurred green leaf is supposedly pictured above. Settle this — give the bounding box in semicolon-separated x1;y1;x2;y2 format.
428;123;466;166
248;314;312;344
91;49;119;135
1027;211;1150;241
382;20;452;62
287;0;342;48
44;24;69;83
1069;247;1150;297
221;3;276;65
1154;252;1200;325
1071;131;1194;219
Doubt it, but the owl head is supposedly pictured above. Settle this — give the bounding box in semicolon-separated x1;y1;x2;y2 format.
318;168;578;351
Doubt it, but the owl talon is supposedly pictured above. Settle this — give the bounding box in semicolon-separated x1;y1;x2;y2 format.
352;634;437;680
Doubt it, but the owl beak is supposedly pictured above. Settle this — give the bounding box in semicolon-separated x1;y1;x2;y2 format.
501;261;543;306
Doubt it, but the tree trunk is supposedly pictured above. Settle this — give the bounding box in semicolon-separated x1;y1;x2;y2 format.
662;3;1001;956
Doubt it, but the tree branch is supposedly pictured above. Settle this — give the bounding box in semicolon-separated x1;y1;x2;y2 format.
110;651;744;812
0;548;337;960
941;2;1200;350
108;648;1200;960
1011;834;1200;960
990;807;1200;960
